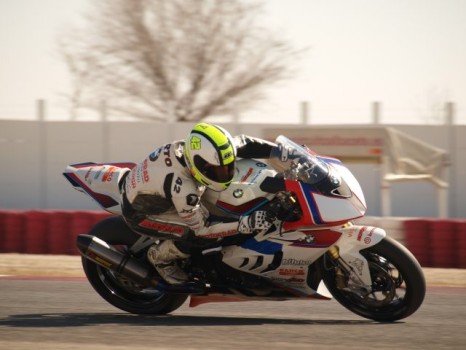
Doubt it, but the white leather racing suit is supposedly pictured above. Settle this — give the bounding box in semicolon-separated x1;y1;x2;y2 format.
121;135;276;240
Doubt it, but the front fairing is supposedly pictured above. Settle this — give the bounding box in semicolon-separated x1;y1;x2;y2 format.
269;136;367;228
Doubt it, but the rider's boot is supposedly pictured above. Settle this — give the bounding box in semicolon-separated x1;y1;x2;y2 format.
147;240;190;285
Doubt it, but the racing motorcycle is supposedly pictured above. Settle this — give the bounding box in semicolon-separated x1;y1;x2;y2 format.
63;135;426;322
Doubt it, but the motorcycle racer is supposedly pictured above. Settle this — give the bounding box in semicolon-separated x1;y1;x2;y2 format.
117;122;279;286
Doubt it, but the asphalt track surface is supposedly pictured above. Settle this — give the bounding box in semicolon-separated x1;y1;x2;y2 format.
0;276;465;350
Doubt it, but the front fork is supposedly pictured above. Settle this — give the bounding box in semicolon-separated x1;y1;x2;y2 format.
326;223;387;295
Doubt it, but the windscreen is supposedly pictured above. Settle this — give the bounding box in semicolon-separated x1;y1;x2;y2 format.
269;135;329;185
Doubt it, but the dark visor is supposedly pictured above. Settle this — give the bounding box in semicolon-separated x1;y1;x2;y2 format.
194;155;235;182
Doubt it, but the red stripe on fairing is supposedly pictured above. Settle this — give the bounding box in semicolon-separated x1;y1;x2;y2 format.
216;197;268;214
70;162;136;170
67;173;119;208
240;167;254;182
282;181;315;231
299;229;342;246
357;226;367;241
351;191;367;211
282;180;350;231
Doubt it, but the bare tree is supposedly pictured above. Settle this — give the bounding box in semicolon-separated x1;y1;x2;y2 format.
59;0;302;121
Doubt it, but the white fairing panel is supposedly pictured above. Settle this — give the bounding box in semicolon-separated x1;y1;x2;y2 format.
313;193;365;223
332;163;367;209
204;159;277;208
64;163;130;214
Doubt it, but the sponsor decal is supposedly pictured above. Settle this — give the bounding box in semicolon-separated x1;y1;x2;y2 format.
346;228;356;238
174;177;182;193
357;226;366;241
102;166;117;182
180;210;195;217
287;277;305;283
363;227;376;244
271;277;305;284
149;148;161;162
94;169;102;180
349;258;364;276
281;258;313;266
241;168;254;182
163;144;172;167
142;159;150;182
129;171;137;189
88;252;113;268
84;168;93;184
223;151;233;160
250;169;264;184
279;268;306;276
202;229;238;239
256;162;267;167
139;220;185;235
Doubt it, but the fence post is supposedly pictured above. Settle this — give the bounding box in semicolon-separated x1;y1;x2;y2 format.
300;101;310;124
372;101;381;124
37;99;48;208
100;100;109;162
445;101;455;217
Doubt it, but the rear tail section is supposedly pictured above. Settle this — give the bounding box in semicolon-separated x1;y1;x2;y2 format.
63;162;135;214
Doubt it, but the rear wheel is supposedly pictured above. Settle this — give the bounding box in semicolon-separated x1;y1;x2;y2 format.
81;217;188;315
319;236;426;322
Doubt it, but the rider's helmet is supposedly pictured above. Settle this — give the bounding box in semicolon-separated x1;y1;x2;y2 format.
184;122;236;191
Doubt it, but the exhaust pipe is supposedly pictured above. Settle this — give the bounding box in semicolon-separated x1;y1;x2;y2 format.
77;234;156;285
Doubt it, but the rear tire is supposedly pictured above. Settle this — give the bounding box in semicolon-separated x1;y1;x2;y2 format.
81;216;188;315
319;236;426;322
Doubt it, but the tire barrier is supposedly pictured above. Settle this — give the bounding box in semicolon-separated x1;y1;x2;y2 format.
0;210;111;255
403;219;432;267
0;210;466;269
48;211;72;255
25;210;48;254
430;220;456;268
403;218;466;268
457;221;466;269
2;211;26;254
0;211;7;253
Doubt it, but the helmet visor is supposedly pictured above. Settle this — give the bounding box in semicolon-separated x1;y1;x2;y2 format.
194;155;235;183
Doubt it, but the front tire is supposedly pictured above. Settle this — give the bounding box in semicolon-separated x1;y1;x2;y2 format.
81;216;188;315
319;236;426;322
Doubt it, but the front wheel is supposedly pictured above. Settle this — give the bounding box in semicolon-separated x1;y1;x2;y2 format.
82;216;188;315
319;236;426;322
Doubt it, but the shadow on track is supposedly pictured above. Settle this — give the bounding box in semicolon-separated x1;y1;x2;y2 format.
0;313;390;328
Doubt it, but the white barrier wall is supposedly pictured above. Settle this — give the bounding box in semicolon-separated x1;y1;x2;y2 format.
1;120;465;218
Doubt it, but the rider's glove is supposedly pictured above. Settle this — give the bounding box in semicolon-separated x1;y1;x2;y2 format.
238;210;276;234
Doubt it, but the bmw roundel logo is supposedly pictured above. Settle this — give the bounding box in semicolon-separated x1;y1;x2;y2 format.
233;189;243;198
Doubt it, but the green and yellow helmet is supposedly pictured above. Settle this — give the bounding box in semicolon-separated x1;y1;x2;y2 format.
184;123;236;191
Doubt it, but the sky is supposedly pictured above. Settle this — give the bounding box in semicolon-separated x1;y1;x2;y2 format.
1;0;465;124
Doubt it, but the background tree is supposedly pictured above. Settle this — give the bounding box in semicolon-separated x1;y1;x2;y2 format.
59;0;302;121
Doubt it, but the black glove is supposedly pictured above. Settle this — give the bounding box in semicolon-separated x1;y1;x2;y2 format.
238;210;276;234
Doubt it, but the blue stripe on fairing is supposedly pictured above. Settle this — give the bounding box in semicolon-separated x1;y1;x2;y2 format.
301;183;325;224
216;199;269;216
64;173;118;208
240;237;283;255
318;156;342;165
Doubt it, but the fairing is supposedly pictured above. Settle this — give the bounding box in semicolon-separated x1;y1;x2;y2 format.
65;135;385;303
63;162;135;214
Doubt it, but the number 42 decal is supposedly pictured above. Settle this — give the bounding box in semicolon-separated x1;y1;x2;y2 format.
174;177;182;193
